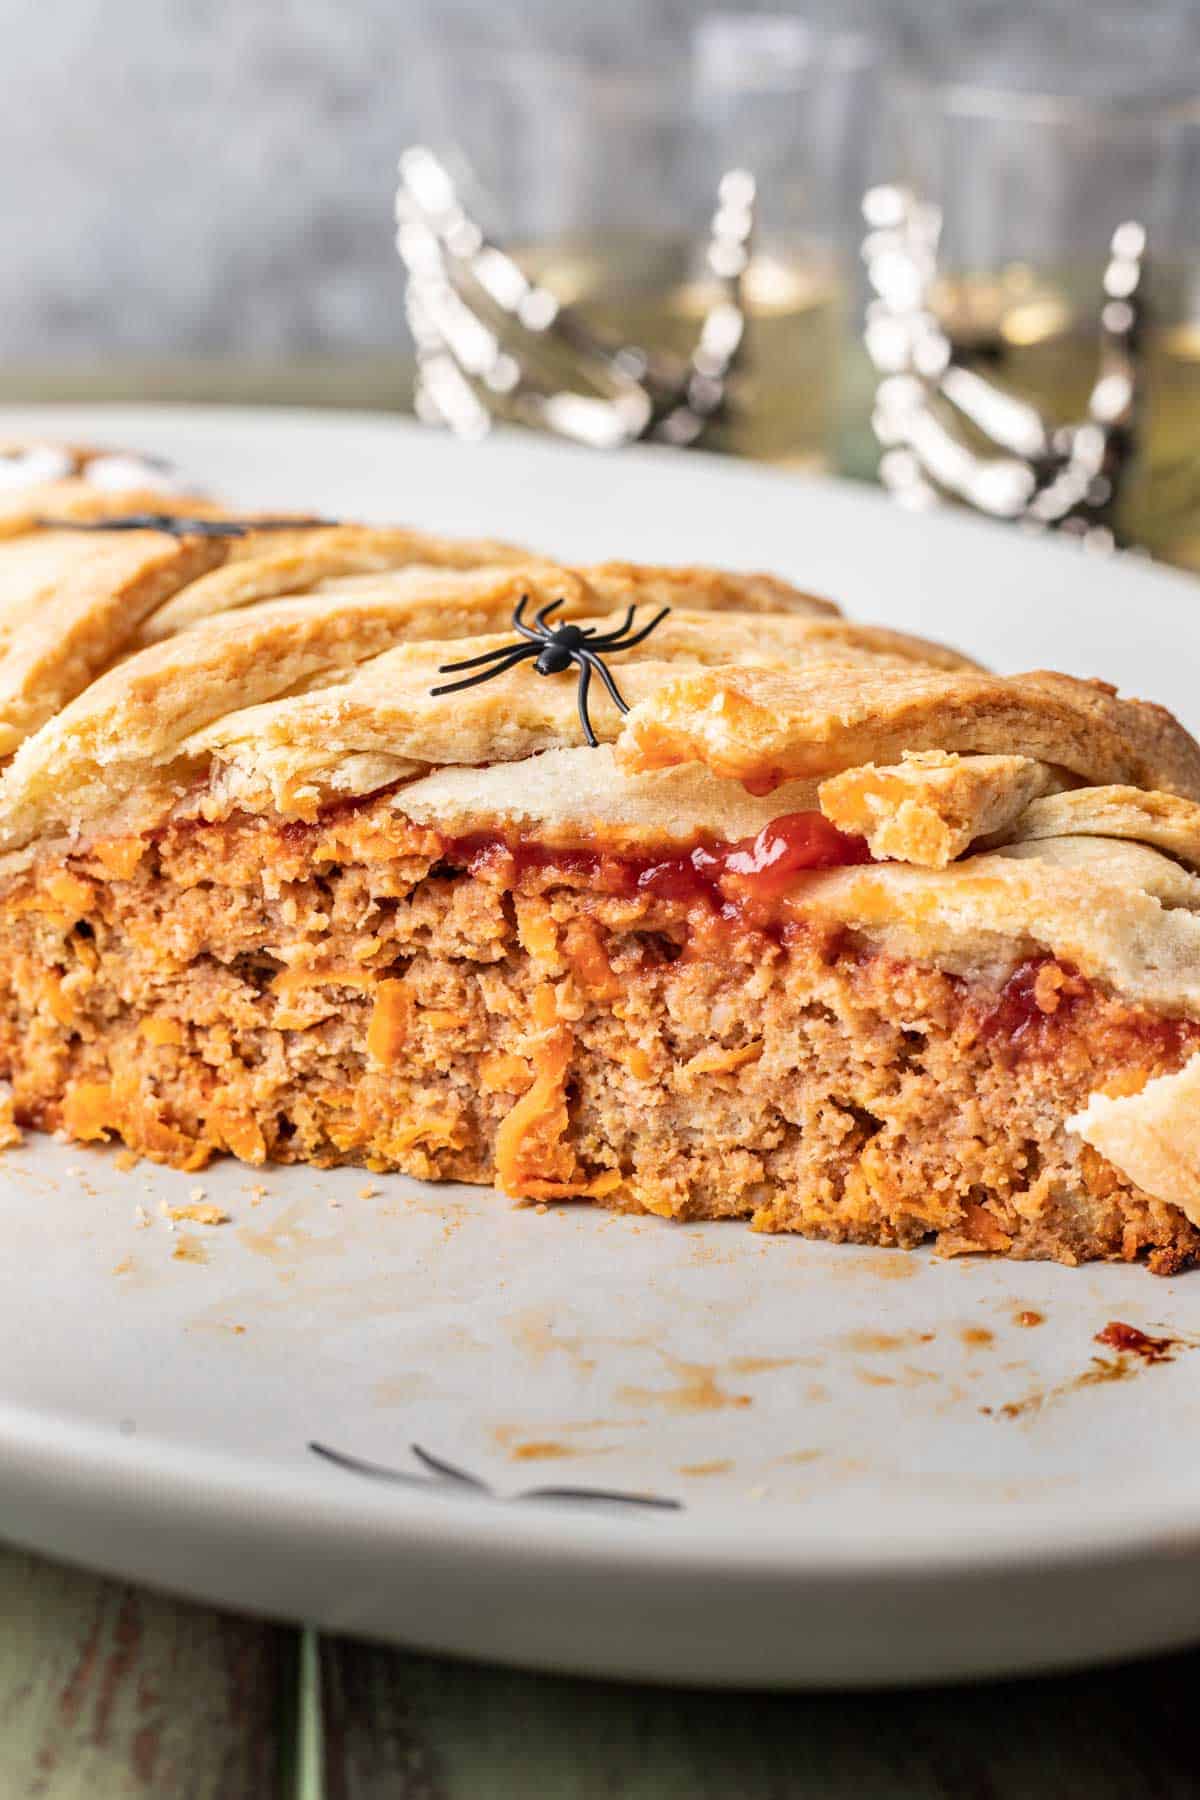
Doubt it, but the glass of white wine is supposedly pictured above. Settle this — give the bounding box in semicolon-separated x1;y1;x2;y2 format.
892;57;1200;569
404;19;884;472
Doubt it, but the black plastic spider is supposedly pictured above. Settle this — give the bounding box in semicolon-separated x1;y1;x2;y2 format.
430;596;670;747
35;512;333;539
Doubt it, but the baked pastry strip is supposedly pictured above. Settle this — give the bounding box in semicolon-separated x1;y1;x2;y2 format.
0;609;974;849
617;664;1200;799
818;752;1065;867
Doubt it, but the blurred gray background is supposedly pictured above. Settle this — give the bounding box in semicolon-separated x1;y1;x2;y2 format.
2;0;1197;375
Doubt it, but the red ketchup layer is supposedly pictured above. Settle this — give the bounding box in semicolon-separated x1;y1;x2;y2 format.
979;958;1081;1050
440;810;872;912
979;955;1199;1063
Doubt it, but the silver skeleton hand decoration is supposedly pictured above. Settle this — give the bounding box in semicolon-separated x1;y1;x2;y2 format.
395;146;754;450
862;184;1146;549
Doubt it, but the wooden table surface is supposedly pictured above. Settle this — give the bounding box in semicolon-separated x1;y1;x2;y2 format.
2;1541;1199;1798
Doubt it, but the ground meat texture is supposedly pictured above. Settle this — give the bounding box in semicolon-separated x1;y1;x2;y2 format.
1;794;1198;1272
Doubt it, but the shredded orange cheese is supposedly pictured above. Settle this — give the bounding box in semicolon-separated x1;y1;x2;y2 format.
562;917;622;999
419;1007;470;1031
1079;1142;1123;1201
682;1041;764;1079
86;837;147;880
494;985;574;1195
0;1089;21;1151
493;984;621;1201
271;964;378;997
206;1102;268;1164
72;935;99;973
141;1015;185;1048
615;1043;655;1082
60;1080;113;1142
515;896;560;964
41;870;94;924
366;979;411;1066
958;1199;1013;1253
479;1051;533;1094
379;1115;466;1155
41;971;78;1030
62;1076;210;1170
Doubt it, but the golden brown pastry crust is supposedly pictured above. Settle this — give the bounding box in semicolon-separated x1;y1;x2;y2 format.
0;529;227;756
140;551;838;640
378;746;824;851
817;752;1064;867
999;785;1200;870
0;604;976;850
139;527;533;636
616;664;1200;799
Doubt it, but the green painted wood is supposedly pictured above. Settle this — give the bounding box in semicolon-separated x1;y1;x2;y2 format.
294;1629;327;1800
0;1546;293;1798
318;1637;442;1800
318;1637;1200;1800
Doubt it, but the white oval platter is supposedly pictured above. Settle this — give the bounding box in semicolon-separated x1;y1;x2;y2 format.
1;403;1200;1687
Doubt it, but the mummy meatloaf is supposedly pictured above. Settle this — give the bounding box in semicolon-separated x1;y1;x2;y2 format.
1;444;1199;1272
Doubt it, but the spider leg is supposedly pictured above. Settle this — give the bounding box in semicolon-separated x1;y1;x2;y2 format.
512;596;542;643
531;597;567;634
574;656;599;747
589;605;671;653
584;603;638;647
576;647;632;716
437;639;531;675
430;645;537;695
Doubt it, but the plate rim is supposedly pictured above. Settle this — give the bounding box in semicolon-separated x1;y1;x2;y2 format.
4;395;1199;604
6;1335;1200;1584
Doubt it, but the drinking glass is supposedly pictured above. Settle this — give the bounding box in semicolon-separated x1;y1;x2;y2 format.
889;64;1200;566
403;19;883;470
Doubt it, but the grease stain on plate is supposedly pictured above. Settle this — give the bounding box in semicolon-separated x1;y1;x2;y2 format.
491;1421;629;1458
236;1201;336;1266
172;1233;208;1266
843;1329;935;1353
727;1355;800;1375
982;1319;1198;1419
508;1440;604;1463
855;1364;940;1389
373;1371;439;1407
618;1355;753;1414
